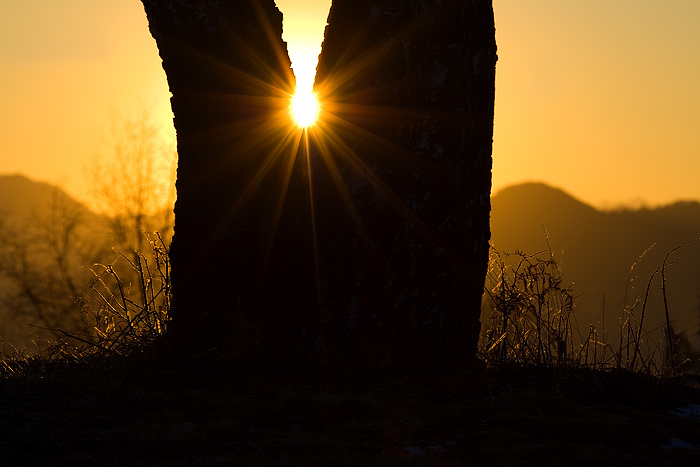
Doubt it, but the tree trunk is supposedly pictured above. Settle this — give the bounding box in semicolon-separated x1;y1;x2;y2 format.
140;0;312;361
141;0;496;374
311;0;496;370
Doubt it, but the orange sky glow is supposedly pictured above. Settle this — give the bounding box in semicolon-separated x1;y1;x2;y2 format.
1;0;698;210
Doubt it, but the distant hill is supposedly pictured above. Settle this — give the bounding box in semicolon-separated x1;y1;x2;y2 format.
0;174;100;228
490;182;700;350
0;174;175;354
0;175;111;352
2;175;699;357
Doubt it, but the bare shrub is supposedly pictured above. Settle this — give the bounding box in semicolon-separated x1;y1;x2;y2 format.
67;233;171;355
480;247;575;367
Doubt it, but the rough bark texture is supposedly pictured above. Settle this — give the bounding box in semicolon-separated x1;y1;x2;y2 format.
141;0;496;374
311;0;496;370
140;0;312;360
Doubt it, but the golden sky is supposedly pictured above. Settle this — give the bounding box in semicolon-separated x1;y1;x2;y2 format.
1;0;698;209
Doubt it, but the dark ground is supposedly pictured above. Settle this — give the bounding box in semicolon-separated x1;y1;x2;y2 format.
1;353;700;466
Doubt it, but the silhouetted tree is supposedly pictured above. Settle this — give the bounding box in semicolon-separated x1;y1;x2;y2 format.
89;112;176;309
90;111;176;257
311;0;496;369
0;110;176;353
0;190;106;350
140;0;301;362
141;0;496;374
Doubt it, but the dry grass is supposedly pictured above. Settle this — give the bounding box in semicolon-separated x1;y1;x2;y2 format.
480;241;700;376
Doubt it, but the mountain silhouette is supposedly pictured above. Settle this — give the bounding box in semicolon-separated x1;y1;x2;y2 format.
0;174;174;354
491;182;700;352
0;174;100;228
0;174;110;352
1;176;699;358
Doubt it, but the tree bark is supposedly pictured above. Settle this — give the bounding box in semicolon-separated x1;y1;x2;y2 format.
311;0;496;370
140;0;312;361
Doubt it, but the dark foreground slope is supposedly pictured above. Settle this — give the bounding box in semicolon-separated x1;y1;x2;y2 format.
1;353;700;466
1;180;700;464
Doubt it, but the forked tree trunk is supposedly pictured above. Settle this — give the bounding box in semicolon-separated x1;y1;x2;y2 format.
141;0;496;374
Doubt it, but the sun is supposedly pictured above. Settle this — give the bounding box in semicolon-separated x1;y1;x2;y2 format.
291;90;319;128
